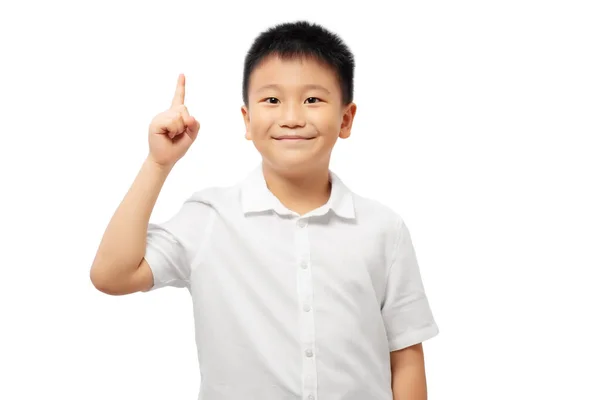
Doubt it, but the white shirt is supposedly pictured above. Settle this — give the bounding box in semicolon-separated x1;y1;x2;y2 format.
143;164;439;400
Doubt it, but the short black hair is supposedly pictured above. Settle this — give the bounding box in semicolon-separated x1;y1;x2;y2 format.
242;20;355;106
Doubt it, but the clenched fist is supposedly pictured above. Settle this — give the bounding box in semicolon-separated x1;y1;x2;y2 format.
147;74;200;167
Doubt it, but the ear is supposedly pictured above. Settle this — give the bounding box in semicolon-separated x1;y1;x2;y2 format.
339;102;357;139
241;105;251;140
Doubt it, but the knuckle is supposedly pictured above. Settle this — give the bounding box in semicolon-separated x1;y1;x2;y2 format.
177;105;189;117
161;111;175;122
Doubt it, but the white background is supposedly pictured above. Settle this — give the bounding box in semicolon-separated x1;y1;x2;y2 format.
1;0;599;398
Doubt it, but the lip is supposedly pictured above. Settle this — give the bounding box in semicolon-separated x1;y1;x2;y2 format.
273;136;316;140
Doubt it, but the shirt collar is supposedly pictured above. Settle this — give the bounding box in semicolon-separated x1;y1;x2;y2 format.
240;164;355;219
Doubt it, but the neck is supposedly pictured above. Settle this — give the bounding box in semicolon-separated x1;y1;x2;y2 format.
262;163;331;215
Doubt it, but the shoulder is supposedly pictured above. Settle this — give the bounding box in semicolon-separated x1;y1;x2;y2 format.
351;191;406;236
183;180;243;214
342;190;411;269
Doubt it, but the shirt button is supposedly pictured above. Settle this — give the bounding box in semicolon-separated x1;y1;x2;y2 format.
308;395;315;400
300;260;308;269
303;304;311;312
297;219;307;228
305;349;313;357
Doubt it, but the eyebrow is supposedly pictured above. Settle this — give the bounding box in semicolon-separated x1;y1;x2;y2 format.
256;84;331;94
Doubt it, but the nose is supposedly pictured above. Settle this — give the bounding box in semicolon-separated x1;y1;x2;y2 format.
279;103;306;129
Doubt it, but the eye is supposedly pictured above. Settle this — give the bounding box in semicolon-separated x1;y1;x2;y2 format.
305;97;321;104
263;97;279;104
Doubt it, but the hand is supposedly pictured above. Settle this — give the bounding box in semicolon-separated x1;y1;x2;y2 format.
147;74;200;167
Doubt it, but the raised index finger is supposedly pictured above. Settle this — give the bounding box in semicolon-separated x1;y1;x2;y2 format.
171;73;185;108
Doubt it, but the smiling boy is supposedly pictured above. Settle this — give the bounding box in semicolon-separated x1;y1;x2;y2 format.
90;20;439;400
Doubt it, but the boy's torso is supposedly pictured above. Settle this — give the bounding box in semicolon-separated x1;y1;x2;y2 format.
184;168;400;399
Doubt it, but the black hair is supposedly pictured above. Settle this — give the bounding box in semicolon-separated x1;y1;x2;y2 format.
242;20;355;106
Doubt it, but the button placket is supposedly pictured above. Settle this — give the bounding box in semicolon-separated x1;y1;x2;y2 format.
295;217;318;399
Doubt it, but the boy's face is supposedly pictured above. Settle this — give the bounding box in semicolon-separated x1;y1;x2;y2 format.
242;55;356;175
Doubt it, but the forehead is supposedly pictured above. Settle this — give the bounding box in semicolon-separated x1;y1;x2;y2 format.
248;54;340;94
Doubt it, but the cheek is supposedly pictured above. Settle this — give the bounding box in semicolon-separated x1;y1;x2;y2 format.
312;110;341;135
249;111;273;136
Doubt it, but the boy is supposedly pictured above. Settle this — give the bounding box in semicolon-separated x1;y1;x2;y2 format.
90;20;439;400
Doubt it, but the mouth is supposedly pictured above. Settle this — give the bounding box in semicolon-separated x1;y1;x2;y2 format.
273;136;316;141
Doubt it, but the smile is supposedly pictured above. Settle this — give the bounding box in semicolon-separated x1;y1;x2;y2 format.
273;136;316;140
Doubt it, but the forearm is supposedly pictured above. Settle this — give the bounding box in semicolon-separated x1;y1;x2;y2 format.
90;156;172;285
392;365;427;399
391;343;427;400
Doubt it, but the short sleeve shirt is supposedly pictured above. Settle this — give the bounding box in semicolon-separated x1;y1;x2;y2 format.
143;164;439;400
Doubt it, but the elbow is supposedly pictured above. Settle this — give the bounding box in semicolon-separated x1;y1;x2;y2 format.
89;263;122;295
89;258;147;296
90;264;111;294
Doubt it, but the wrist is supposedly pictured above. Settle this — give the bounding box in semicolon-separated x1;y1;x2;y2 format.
144;155;174;176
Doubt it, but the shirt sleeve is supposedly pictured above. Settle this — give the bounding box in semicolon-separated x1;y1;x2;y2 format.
381;218;439;351
142;198;214;292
